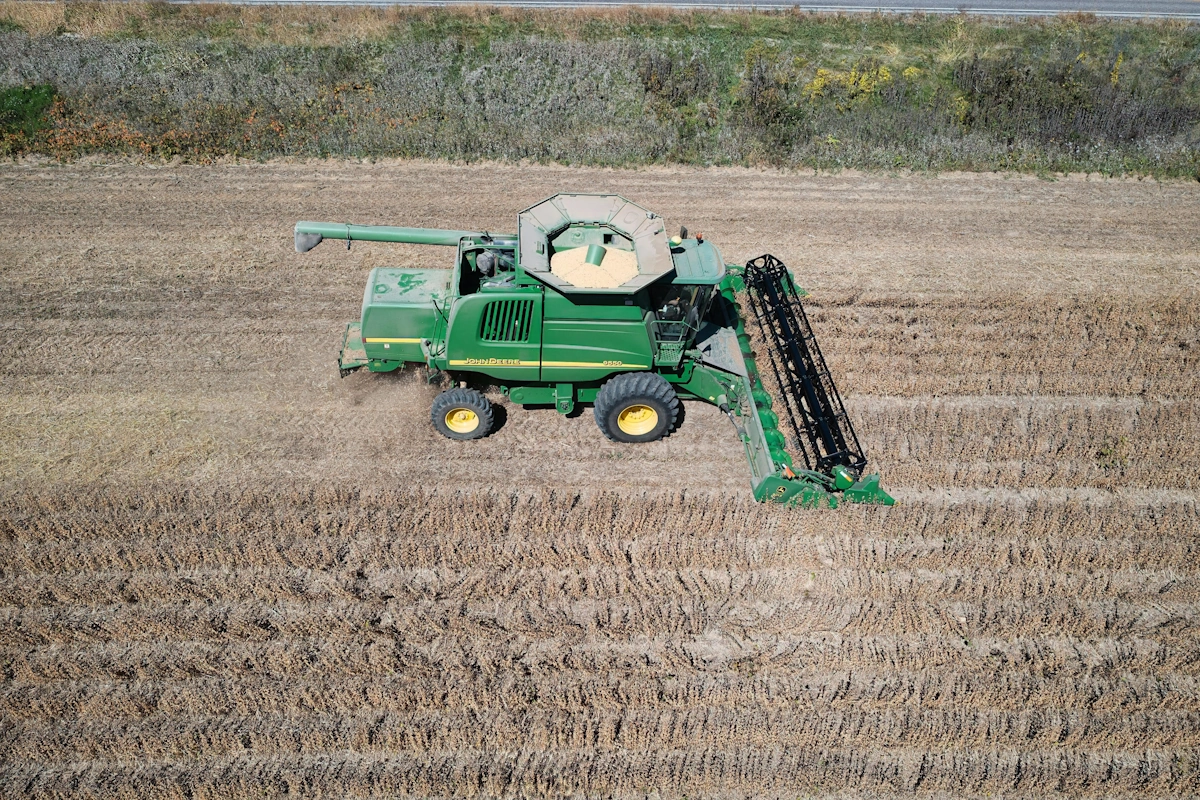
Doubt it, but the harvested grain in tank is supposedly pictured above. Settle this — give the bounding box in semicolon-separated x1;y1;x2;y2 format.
550;245;639;289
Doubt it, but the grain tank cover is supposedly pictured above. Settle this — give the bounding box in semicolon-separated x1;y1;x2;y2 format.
518;194;673;294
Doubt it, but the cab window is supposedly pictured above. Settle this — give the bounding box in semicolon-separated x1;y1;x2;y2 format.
650;284;711;341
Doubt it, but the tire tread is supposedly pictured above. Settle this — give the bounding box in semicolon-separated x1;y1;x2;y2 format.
593;372;680;443
431;387;495;440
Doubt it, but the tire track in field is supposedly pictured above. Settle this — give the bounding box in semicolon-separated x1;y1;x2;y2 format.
2;587;1194;645
4;668;1196;719
7;704;1200;763
4;745;1194;799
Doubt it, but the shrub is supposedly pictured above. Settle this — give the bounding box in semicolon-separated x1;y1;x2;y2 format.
955;51;1200;147
0;8;1197;175
0;83;53;136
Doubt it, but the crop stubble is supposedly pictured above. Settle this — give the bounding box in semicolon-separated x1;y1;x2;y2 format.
0;161;1197;798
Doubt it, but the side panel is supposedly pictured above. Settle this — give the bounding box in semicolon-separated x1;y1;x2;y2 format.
540;320;653;382
542;290;648;321
445;288;543;381
361;268;450;364
537;289;653;382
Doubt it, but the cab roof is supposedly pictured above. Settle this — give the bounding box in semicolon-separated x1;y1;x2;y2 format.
669;238;725;286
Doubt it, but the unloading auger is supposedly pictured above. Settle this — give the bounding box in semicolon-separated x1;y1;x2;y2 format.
296;193;892;507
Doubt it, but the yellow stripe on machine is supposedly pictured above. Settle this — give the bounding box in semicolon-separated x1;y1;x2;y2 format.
446;360;648;369
542;361;648;369
364;337;423;343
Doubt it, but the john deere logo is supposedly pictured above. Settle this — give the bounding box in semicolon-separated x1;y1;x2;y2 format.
396;274;426;293
464;358;520;366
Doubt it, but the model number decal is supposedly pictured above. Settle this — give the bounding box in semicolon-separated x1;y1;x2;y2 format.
602;360;623;367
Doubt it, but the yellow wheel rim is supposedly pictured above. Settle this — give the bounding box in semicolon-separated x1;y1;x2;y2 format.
617;404;658;436
445;407;480;434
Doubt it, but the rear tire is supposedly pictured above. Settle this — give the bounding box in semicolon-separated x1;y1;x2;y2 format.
594;372;679;443
432;387;494;440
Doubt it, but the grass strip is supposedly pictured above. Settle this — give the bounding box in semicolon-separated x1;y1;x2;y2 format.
0;2;1196;175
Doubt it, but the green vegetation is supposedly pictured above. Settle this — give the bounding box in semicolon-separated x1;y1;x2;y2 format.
0;84;53;137
0;3;1196;174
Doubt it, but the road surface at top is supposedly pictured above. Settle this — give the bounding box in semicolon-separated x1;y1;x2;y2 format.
197;0;1200;20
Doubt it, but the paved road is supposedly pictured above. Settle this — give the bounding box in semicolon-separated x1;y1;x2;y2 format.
213;0;1200;19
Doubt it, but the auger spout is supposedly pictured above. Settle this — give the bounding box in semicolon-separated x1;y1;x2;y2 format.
294;221;484;253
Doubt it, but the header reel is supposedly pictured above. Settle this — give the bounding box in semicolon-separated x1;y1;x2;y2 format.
720;255;893;507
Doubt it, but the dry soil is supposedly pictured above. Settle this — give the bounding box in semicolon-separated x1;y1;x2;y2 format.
0;161;1197;799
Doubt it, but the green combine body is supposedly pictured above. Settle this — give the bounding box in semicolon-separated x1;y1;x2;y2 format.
296;194;892;507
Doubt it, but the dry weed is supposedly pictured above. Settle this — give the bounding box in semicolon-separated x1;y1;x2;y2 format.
1;484;1197;797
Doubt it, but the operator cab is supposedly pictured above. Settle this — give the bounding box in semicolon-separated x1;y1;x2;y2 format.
650;282;712;341
457;237;518;296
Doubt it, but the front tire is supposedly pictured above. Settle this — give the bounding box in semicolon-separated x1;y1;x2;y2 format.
594;372;679;443
432;387;494;440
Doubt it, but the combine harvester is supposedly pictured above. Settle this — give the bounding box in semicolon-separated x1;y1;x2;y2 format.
296;194;892;507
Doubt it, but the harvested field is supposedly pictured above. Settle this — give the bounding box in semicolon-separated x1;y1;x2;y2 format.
1;161;1198;798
